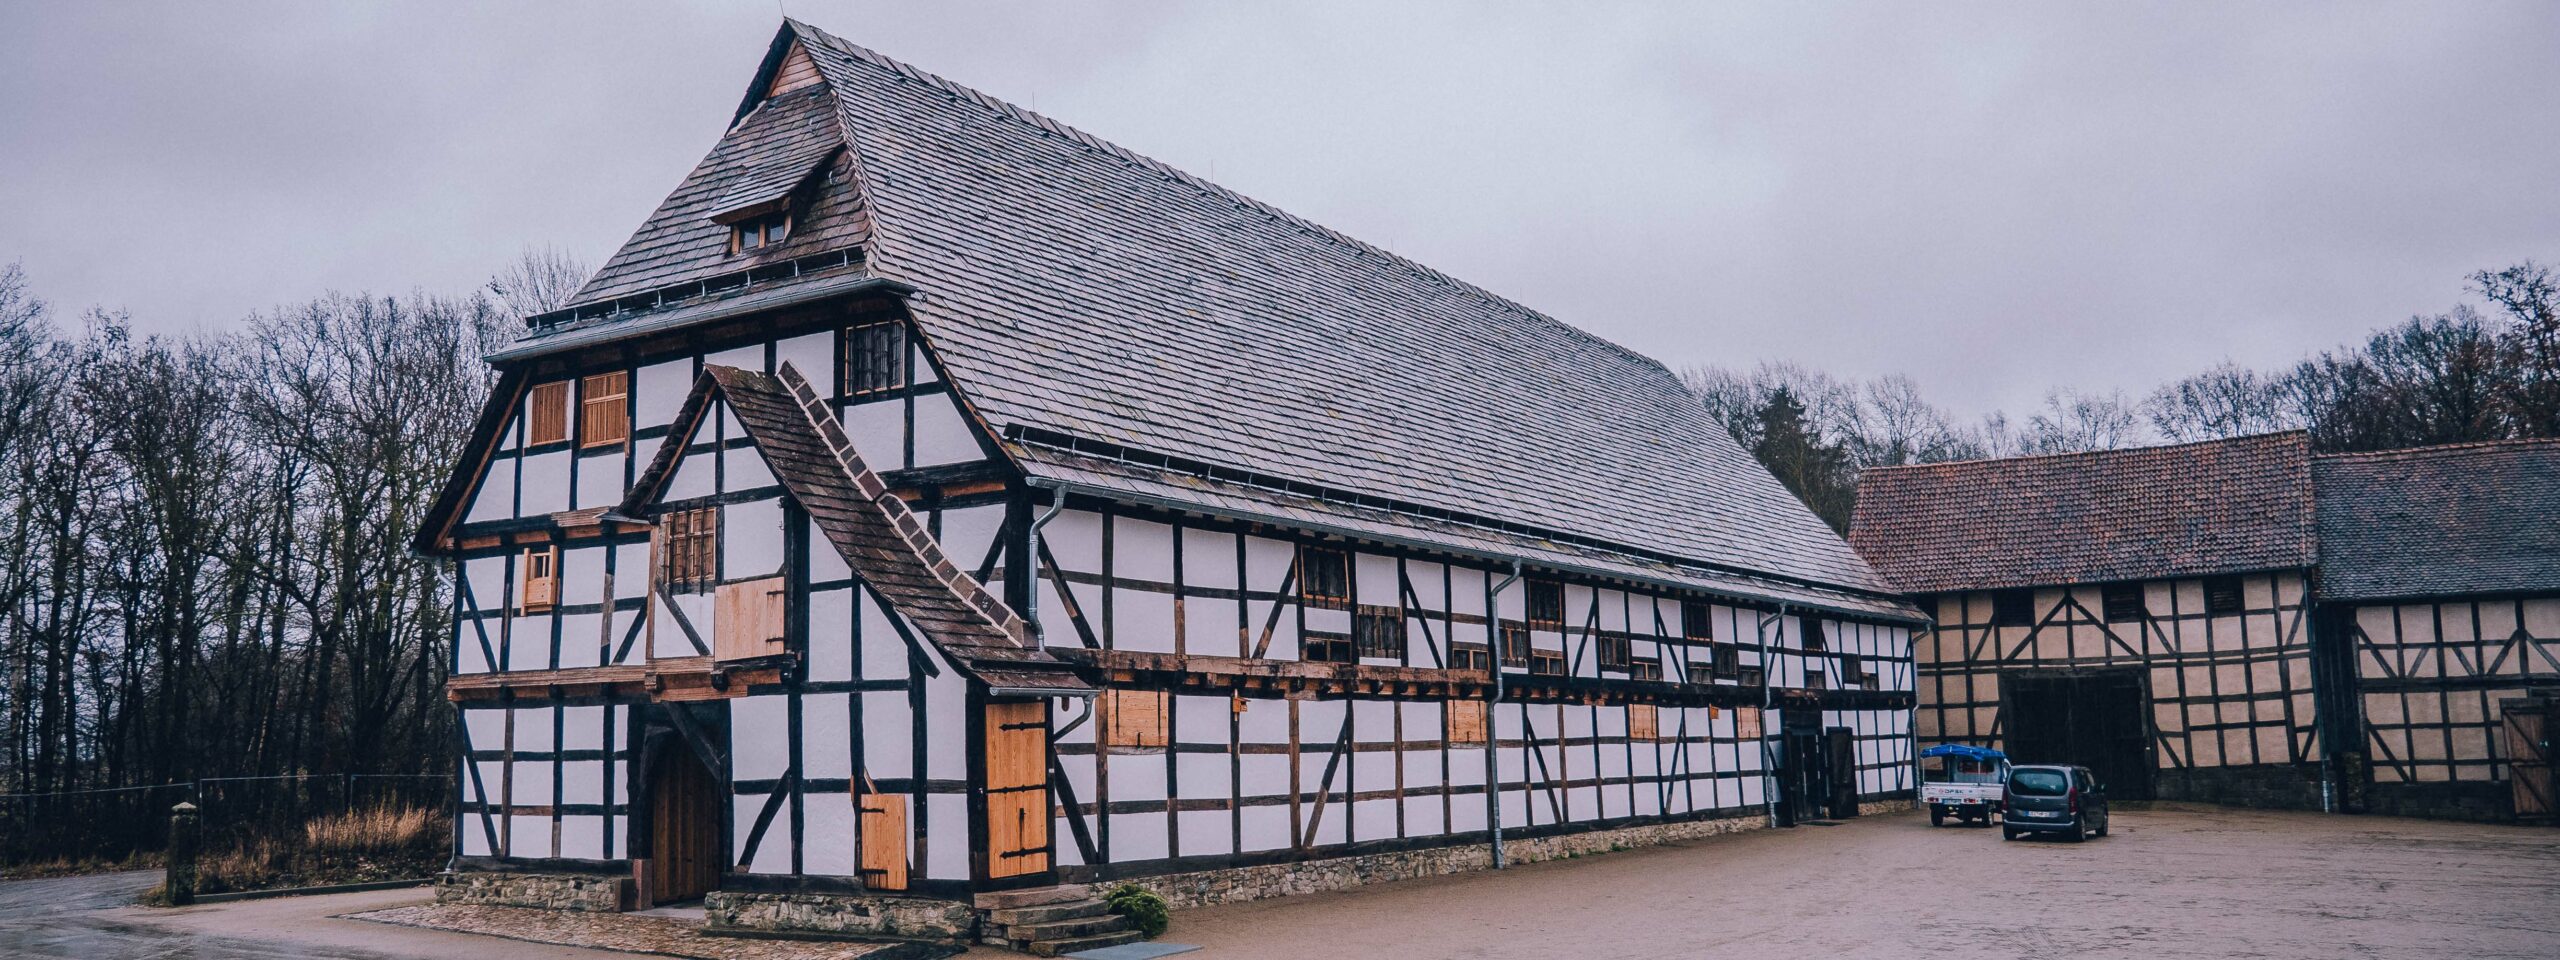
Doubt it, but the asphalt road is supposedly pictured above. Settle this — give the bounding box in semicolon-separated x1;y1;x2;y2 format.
0;870;643;959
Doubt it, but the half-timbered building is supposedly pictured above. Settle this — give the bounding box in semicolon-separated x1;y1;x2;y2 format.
1849;432;2560;823
415;18;1922;947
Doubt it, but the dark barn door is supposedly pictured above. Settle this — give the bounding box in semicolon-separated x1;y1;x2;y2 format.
1778;707;1826;823
1826;726;1859;818
2005;669;2154;800
648;747;723;904
2503;698;2553;822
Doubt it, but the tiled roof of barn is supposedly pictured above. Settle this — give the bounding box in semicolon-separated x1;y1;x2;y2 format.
514;20;1899;604
2313;439;2560;602
1847;432;2318;594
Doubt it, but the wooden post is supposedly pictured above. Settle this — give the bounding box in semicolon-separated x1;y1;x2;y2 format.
165;801;200;906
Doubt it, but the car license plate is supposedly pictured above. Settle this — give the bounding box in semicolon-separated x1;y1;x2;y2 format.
2018;810;2053;818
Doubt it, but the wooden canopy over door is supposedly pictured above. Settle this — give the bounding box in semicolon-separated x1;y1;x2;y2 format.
649;746;723;904
983;700;1052;879
2503;697;2553;823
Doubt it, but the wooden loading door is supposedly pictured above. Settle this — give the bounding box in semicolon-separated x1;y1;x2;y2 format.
2503;698;2553;822
649;748;723;904
983;700;1052;879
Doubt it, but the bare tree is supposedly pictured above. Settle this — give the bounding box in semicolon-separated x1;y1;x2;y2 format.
485;245;592;322
2143;361;2305;442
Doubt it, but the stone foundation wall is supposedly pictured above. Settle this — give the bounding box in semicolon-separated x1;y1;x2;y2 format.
435;871;629;912
2363;780;2514;823
705;890;977;944
1128;813;1769;910
2157;763;2326;811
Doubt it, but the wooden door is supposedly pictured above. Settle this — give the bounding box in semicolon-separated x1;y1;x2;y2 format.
2503;699;2552;821
1826;726;1858;818
649;748;722;904
983;700;1052;879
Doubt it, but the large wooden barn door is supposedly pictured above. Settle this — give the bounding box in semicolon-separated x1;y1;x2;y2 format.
2502;698;2553;822
648;747;723;904
2004;668;2154;800
982;699;1052;879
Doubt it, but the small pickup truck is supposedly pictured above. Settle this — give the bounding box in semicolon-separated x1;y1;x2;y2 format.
1920;743;2008;827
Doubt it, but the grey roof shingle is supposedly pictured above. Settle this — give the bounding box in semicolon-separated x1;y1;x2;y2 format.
2313;439;2560;602
1848;432;2319;593
519;20;1902;606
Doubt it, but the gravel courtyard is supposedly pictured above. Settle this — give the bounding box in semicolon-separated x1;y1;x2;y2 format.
1146;806;2560;960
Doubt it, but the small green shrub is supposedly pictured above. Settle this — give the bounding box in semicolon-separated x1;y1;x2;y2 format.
1102;882;1171;938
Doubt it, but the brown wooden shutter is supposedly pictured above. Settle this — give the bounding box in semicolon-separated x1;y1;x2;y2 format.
1446;700;1488;745
713;575;787;661
527;381;570;446
1627;704;1658;742
1736;706;1762;740
518;546;558;613
579;371;629;448
858;792;908;890
1104;689;1168;748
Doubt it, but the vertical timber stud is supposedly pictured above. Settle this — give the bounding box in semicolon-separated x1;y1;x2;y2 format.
1760;605;1785;828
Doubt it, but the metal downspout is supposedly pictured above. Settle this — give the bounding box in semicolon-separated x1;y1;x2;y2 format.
1760;604;1787;828
1486;560;1523;869
1023;485;1068;641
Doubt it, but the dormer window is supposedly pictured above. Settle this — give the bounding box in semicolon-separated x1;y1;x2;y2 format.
732;212;791;253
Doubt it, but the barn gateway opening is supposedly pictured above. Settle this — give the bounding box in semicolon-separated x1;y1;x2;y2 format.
2002;668;2154;801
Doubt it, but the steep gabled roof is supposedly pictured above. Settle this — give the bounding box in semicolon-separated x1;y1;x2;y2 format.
1848;432;2318;594
494;20;1903;609
2313;439;2560;601
624;362;1086;692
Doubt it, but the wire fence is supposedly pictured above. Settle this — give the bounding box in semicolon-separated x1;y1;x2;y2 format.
0;773;451;867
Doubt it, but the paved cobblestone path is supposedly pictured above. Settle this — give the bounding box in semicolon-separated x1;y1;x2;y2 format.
1158;806;2560;960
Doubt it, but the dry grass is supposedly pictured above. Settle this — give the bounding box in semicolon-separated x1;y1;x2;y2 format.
190;804;448;895
304;804;437;855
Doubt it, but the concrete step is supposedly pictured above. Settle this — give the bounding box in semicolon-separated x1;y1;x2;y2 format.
989;899;1111;927
976;883;1093;911
1008;913;1134;943
1029;929;1145;957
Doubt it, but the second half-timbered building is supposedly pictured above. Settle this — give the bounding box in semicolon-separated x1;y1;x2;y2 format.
1849;432;2560;824
414;17;1923;947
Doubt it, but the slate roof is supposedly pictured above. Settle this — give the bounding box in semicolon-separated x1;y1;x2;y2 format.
1847;432;2318;594
499;20;1904;613
568;80;866;307
623;361;1087;691
2313;439;2560;601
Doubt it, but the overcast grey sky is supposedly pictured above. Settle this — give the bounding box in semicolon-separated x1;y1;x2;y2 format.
2;1;2553;416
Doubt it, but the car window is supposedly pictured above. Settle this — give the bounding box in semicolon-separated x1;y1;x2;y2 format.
2075;770;2094;790
2009;769;2070;796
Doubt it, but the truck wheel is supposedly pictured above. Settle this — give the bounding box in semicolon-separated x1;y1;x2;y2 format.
2002;827;2019;841
1930;808;1945;826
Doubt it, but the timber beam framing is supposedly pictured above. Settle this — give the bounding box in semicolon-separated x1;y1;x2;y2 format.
1059;648;1912;710
445;654;794;703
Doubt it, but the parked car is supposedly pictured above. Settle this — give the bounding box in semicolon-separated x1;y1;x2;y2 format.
2000;764;2109;841
1920;743;2008;826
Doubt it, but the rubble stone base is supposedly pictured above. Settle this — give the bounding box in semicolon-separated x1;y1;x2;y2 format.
705;891;977;944
435;871;630;912
1127;812;1770;910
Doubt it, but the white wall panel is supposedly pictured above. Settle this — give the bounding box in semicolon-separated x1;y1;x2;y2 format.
774;333;831;388
520;452;571;516
508;815;552;860
801;693;851;780
842;400;904;467
909;394;982;468
575;451;623;509
466;462;515;522
802;792;858;877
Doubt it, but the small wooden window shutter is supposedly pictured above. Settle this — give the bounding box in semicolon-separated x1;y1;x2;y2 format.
1627;703;1658;742
713;575;788;661
1104;689;1168;748
527;381;570;446
579;371;629;448
1446;700;1488;745
1736;706;1762;740
519;546;558;613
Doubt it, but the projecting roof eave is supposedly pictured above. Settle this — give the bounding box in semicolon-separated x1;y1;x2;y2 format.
489;269;910;365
